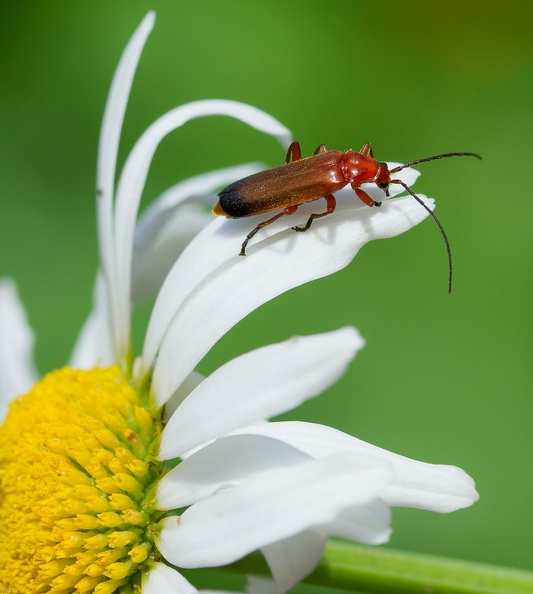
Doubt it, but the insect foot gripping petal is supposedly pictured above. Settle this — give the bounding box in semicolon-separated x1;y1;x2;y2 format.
291;193;337;232
239;207;298;256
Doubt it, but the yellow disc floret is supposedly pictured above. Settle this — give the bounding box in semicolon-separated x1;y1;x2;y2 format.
0;366;163;593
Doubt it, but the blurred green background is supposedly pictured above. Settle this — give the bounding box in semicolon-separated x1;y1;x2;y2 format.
1;0;531;588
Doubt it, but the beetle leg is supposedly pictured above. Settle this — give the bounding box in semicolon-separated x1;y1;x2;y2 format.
240;205;299;256
313;144;329;155
292;194;336;233
285;141;302;164
358;142;374;158
354;186;382;207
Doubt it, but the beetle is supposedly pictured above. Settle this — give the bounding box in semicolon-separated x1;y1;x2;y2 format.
213;141;481;291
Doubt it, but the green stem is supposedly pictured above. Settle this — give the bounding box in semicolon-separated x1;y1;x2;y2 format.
227;541;533;594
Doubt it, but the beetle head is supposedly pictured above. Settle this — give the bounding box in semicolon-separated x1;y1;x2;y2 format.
373;162;392;197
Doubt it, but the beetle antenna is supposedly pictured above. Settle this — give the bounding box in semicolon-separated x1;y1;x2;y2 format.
390;152;481;173
391;179;453;293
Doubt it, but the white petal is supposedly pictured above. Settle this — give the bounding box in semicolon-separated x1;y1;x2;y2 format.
158;327;363;456
132;164;264;304
69;273;115;369
0;279;39;415
161;370;204;424
385;477;478;512
142;562;197;594
256;503;391;592
157;434;310;509
112;100;291;364
148;195;432;403
135;163;264;250
323;499;391;544
96;11;155;363
261;531;326;594
246;576;277;594
132;203;212;305
234;421;479;512
158;455;391;568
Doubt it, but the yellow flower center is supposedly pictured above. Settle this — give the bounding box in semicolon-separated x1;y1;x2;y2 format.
0;366;164;594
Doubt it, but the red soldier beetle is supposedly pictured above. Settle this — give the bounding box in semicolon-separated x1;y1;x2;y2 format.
213;142;481;292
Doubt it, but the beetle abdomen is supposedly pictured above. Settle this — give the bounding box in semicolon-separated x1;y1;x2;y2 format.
215;151;347;218
216;181;253;217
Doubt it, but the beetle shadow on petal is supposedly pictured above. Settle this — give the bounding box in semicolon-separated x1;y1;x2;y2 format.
212;198;349;258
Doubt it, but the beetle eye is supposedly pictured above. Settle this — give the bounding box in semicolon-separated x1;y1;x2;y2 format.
378;180;389;189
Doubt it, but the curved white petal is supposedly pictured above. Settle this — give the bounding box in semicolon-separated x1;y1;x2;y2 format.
132;203;212;305
132;164;264;304
148;194;432;402
323;499;391;544
261;531;326;594
157;434;310;509
69;273;115;369
0;279;39;416
158;327;363;456
96;11;155;365
142;562;197;594
158;455;391;568
233;421;479;512
134;163;264;249
161;370;204;424
112;100;291;363
246;576;277;594
385;480;477;512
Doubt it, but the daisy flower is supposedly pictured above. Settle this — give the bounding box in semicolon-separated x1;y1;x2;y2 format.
0;12;478;594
